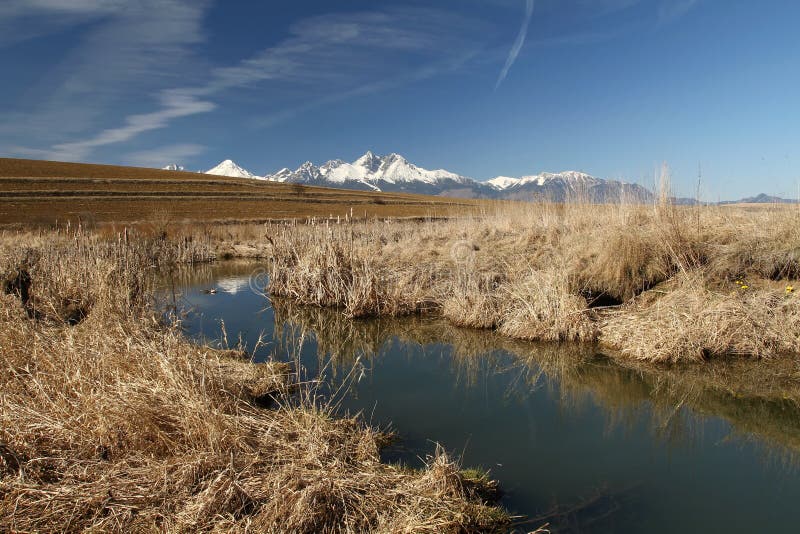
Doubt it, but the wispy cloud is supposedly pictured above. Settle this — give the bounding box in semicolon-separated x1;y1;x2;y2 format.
224;9;483;129
48;91;215;161
251;49;480;130
5;5;487;163
0;0;125;46
1;0;211;159
205;8;482;94
657;0;700;23
496;0;535;89
0;0;125;16
125;143;205;168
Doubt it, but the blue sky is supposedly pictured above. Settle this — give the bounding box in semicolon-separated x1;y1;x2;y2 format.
1;0;798;199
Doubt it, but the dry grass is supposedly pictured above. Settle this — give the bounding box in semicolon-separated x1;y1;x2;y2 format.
4;159;800;366
0;232;509;532
705;208;800;280
266;223;442;318
600;276;800;362
261;200;800;362
498;267;599;342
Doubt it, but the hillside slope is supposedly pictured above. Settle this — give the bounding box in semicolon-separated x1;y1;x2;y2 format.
0;158;483;225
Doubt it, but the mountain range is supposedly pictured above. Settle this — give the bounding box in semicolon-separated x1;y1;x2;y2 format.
161;152;794;204
202;152;653;202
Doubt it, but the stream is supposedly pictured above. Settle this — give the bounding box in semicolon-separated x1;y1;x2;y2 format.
163;261;800;533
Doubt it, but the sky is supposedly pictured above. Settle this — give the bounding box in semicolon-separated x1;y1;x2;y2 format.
1;0;798;199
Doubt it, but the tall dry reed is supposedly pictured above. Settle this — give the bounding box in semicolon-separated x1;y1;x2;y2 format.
0;230;509;532
260;201;800;362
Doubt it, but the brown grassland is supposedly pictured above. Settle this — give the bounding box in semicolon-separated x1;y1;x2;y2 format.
264;192;800;363
0;159;513;532
0;157;484;226
3;158;800;530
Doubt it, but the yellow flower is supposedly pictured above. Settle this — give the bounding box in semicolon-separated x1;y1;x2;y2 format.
735;280;743;285
740;285;749;290
787;286;795;293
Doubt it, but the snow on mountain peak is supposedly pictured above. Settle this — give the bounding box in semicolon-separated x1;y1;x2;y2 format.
162;164;185;171
267;168;293;182
354;150;382;172
383;153;405;162
372;153;459;185
206;152;625;200
292;161;322;182
320;159;345;173
206;159;255;179
539;170;596;183
491;170;600;189
258;152;474;189
487;176;520;189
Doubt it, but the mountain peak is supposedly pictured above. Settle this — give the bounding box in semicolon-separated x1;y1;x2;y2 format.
293;161;321;181
162;163;185;172
266;167;293;182
378;153;410;175
354;150;382;172
512;170;599;188
206;159;254;178
487;176;520;189
320;159;345;171
383;153;407;163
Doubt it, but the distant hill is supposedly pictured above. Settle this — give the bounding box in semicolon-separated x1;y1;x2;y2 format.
719;193;798;205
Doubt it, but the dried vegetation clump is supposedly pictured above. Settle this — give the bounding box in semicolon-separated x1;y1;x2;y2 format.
267;224;441;317
0;231;508;532
498;267;600;342
600;277;800;363
262;197;800;362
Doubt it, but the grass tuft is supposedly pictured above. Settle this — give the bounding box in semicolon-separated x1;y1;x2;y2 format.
601;277;800;362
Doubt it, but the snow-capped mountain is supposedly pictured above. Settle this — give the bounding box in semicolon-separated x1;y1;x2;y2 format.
491;170;651;203
515;171;599;188
488;171;600;191
261;152;486;196
486;176;520;189
267;168;293;182
162;164;185;171
206;159;255;179
157;155;786;204
201;152;652;202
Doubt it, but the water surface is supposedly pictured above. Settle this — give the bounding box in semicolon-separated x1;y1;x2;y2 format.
165;262;800;533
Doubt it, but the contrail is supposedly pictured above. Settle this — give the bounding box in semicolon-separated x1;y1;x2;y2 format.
495;0;535;89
